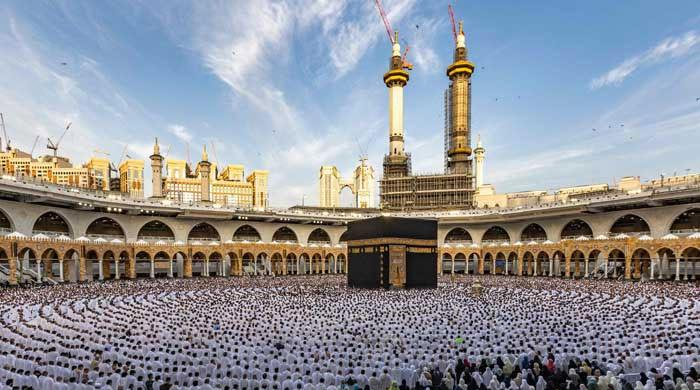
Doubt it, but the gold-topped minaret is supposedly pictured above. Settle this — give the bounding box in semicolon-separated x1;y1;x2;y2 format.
446;22;475;174
383;31;411;178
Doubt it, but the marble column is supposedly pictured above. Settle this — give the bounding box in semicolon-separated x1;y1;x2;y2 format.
150;260;155;278
98;259;104;281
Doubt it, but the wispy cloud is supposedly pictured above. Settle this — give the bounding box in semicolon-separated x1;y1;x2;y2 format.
590;30;700;89
167;124;192;143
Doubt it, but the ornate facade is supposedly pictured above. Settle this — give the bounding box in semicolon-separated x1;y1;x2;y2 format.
319;158;375;208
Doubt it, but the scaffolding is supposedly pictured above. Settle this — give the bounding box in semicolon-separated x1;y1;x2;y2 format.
379;171;475;211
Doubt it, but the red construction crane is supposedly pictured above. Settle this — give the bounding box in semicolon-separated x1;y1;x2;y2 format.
401;39;413;70
448;4;457;43
374;0;394;44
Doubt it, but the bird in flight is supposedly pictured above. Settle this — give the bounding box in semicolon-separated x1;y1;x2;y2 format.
60;62;67;66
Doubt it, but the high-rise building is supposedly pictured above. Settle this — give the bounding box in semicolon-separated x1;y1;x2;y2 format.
119;159;145;198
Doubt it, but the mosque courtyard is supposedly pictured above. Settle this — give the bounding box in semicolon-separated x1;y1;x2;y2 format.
1;275;698;389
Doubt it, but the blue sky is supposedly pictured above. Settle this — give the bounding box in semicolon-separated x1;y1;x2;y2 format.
1;1;699;207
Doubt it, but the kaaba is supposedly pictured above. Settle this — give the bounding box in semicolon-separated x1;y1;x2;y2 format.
345;216;437;289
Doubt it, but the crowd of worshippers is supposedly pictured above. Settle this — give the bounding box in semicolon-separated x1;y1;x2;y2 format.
0;274;698;390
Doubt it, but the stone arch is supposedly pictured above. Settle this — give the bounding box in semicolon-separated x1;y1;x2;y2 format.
495;251;507;275
468;253;479;274
299;253;311;274
630;248;651;279
520;223;547;242
190;251;206;277
311;253;323;273
454;253;467;274
679;247;700;280
504;252;517;275
325;253;335;274
570;250;586;278
441;252;453;274
232;225;262;242
270;252;284;275
552;250;566;277
339;230;349;243
209;252;223;276
535;251;550;276
444;227;473;243
608;214;651;236
86;217;125;239
32;211;73;237
482;226;510;243
308;228;331;244
272;226;298;243
483;252;494;274
227;252;240;276
137;220;175;241
256;252;269;275
669;208;700;234
286;253;297;275
242;252;255;274
188;222;221;242
560;219;593;240
39;248;59;280
154;251;170;260
18;247;37;262
607;249;626;278
0;207;15;232
337;253;347;273
522;251;535;276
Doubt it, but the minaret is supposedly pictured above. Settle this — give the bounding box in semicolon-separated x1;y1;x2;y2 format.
150;137;164;198
446;22;475;174
382;31;411;178
198;145;211;202
474;135;485;188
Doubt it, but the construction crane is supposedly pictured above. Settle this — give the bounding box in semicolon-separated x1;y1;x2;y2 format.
30;136;40;155
375;0;412;70
109;144;128;178
448;4;458;43
374;0;394;44
0;113;10;151
47;121;71;157
401;38;413;70
92;148;110;158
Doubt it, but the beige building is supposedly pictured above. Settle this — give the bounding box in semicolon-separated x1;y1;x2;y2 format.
319;158;375;208
163;158;268;210
119;159;144;198
86;157;111;191
0;148;114;191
